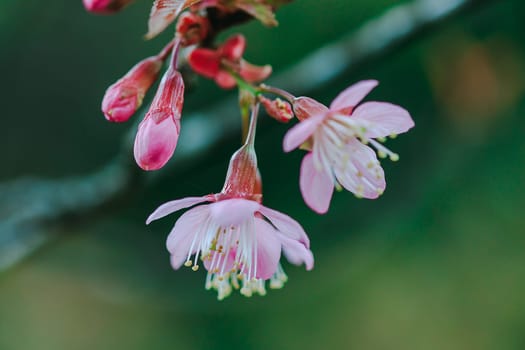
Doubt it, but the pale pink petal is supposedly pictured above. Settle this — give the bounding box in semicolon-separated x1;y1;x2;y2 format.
258;206;310;247
145;0;202;39
203;249;236;273
253;218;281;279
146;196;209;224
351;102;414;138
283;113;325;152
329;80;378;112
166;205;210;268
278;233;314;270
334;139;385;199
299;152;334;214
209;198;260;227
292;97;329;121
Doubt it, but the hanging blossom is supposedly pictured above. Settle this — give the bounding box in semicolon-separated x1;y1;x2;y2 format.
147;105;313;299
281;80;414;214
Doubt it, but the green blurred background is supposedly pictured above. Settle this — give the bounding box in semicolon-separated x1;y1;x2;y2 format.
2;0;525;349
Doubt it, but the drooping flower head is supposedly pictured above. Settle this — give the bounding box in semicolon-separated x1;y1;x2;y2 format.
134;41;185;171
147;106;313;299
188;34;272;89
283;80;414;214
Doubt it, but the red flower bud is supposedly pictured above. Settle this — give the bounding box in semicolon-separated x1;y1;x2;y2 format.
102;56;163;122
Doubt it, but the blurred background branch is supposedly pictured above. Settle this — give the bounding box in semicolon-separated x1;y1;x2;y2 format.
0;0;492;272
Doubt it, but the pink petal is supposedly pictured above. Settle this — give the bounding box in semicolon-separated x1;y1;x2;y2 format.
209;198;260;227
239;60;272;83
203;249;236;273
258;206;310;248
146;196;210;224
145;0;202;39
283;113;325;152
220;34;246;61
253;218;281;279
333;139;385;199
299;152;334;214
166;205;210;268
187;48;221;79
214;70;237;89
292;97;329;121
329;80;378;112
351;102;414;138
278;233;314;270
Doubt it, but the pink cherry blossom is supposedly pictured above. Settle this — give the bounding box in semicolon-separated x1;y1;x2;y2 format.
283;80;414;214
147;195;313;299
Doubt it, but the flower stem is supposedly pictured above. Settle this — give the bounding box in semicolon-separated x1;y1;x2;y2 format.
244;103;260;147
258;84;295;103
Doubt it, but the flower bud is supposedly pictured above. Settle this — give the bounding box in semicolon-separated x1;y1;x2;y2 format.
259;96;293;122
102;56;163;122
134;67;184;170
83;0;133;14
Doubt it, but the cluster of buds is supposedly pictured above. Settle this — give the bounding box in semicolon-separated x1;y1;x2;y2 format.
85;0;414;299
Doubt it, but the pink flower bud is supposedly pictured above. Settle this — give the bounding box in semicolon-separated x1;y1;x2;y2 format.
259;96;293;122
102;56;163;122
176;12;210;46
134;67;184;170
83;0;133;14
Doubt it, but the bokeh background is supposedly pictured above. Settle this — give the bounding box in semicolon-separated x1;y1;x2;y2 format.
2;0;525;349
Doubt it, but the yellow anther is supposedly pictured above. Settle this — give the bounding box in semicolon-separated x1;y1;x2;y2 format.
184;260;193;267
390;153;399;162
192;265;199;271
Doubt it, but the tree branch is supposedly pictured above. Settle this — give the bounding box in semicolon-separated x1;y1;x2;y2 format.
0;0;493;272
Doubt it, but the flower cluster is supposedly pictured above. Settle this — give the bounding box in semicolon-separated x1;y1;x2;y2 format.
85;0;414;299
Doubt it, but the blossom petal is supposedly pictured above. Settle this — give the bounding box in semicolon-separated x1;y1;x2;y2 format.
209;198;260;227
283;113;325;152
220;34;246;61
146;0;202;39
351;102;414;138
299;152;334;214
258;206;310;248
278;233;314;270
166;205;210;268
333;139;385;199
146;196;210;224
329;80;378;112
292;97;329;121
253;218;281;279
